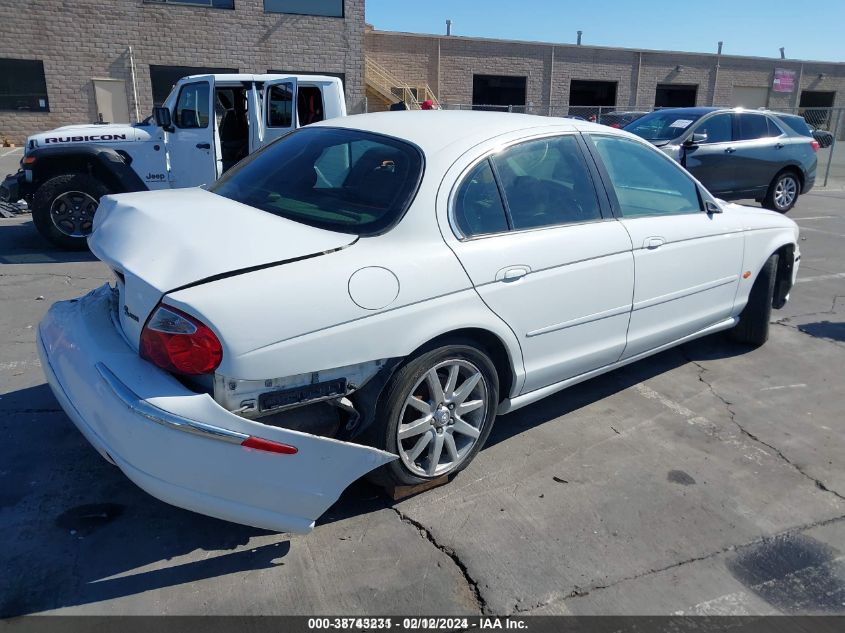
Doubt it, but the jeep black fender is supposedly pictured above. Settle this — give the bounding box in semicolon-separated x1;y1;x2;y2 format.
26;145;148;196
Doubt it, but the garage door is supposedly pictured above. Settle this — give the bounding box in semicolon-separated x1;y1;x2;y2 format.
731;86;769;108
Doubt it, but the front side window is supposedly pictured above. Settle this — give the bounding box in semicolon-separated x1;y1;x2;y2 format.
737;113;770;141
0;58;49;112
625;111;704;141
590;136;702;218
694;113;732;144
491;135;601;230
453;160;509;237
174;82;210;128
267;83;294;127
264;0;343;17
210;127;423;235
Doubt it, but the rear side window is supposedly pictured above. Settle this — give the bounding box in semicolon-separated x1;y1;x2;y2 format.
209;127;423;235
175;82;210;129
738;113;770;140
491;135;601;230
454;160;509;237
267;83;294;127
766;117;785;137
590;135;702;217
778;116;812;137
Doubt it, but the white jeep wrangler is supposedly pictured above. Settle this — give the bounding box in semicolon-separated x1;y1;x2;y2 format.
1;73;346;249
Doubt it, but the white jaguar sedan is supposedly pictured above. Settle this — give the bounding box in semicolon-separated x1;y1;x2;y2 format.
38;111;800;533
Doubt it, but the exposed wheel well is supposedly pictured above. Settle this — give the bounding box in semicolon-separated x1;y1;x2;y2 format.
772;243;796;309
774;166;804;193
33;155;125;194
411;328;516;402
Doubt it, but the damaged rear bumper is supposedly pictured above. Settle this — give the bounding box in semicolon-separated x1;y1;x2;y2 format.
37;285;396;533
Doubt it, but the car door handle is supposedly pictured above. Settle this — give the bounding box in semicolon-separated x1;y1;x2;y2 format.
496;266;530;282
724;147;736;153
775;142;785;149
196;143;211;149
644;237;665;249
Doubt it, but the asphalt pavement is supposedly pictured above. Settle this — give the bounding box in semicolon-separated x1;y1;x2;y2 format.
1;185;843;616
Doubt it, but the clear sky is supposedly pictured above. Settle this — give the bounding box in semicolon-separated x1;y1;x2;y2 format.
365;0;845;63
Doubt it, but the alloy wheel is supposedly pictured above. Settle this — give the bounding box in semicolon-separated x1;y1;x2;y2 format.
396;359;489;478
774;175;798;211
50;191;98;237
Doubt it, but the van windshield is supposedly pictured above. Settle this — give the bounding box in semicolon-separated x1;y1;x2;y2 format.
625;111;705;141
209;127;424;235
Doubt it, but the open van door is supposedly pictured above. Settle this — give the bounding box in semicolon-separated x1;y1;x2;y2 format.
262;77;298;145
166;75;218;187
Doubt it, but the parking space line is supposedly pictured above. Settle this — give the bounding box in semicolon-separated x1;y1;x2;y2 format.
793;216;836;221
795;272;845;284
1;148;22;157
797;225;845;238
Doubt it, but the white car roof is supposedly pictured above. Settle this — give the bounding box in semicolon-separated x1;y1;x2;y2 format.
313;110;616;156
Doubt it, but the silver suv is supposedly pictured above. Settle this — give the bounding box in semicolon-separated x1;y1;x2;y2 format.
625;107;819;212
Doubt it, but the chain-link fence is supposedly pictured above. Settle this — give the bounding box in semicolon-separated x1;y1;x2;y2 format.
440;103;845;189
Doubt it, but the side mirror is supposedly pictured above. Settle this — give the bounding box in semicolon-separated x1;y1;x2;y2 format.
153;106;173;131
705;200;722;214
684;133;707;147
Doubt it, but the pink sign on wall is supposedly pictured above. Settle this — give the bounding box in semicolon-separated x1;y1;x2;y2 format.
773;68;797;93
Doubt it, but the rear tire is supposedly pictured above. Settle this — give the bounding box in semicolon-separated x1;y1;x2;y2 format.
32;173;111;250
730;254;779;347
763;170;800;213
369;341;499;488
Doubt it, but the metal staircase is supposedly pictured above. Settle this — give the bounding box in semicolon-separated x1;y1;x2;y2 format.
364;58;439;110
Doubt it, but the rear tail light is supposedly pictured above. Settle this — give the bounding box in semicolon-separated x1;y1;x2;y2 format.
810;140;820;152
140;304;222;375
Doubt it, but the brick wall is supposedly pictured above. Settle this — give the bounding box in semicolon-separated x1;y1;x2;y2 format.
365;30;845;116
0;0;365;143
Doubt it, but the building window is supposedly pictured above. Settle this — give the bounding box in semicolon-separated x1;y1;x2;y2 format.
145;1;235;9
655;84;697;108
568;80;616;117
149;65;237;106
264;0;343;17
0;58;49;112
472;75;527;112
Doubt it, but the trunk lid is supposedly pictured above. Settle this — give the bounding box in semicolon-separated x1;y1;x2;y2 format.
89;187;356;348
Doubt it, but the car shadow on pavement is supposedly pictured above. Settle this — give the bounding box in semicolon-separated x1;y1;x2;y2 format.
0;218;97;264
0;334;749;616
797;320;845;343
484;333;749;450
0;384;289;617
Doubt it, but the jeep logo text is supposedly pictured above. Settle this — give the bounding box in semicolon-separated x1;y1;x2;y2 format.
44;134;127;143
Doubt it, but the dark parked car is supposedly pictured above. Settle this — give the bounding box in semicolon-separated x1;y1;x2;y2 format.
599;110;649;129
775;112;834;149
624;107;818;212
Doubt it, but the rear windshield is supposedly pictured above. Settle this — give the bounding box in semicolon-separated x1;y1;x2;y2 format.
778;115;812;137
624;111;705;141
209;127;424;235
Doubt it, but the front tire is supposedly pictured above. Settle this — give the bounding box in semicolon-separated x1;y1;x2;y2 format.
371;342;499;487
730;254;779;347
763;170;800;213
32;173;111;250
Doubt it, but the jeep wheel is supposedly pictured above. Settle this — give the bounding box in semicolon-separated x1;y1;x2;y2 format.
32;174;111;250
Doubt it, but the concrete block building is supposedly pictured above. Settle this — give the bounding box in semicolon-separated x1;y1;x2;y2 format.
364;29;845;121
0;0;365;144
1;1;844;143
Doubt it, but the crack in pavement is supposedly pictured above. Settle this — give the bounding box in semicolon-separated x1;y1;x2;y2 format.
515;512;845;614
682;354;845;503
391;507;488;614
774;295;844;326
